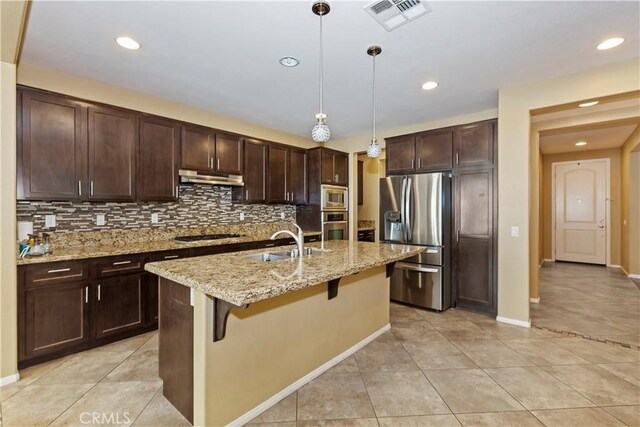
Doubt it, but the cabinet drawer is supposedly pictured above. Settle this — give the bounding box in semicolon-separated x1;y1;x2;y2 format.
146;250;190;263
94;255;143;277
25;261;89;288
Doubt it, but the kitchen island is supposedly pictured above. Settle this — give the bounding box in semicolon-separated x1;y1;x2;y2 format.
145;240;424;426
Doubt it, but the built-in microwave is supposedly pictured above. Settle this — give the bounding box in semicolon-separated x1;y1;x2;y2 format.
321;185;348;211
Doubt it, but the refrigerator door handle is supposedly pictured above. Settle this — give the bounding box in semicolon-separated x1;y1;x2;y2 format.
400;177;407;242
405;177;413;242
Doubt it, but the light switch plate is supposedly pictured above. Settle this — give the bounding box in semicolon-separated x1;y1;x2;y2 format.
281;212;286;219
44;215;56;228
151;213;159;224
96;214;106;226
239;212;245;221
511;226;519;237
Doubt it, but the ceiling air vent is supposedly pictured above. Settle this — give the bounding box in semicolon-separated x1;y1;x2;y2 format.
364;0;432;31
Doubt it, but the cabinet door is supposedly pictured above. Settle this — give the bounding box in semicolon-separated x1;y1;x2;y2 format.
333;153;348;185
181;126;212;172
88;106;137;201
214;133;243;175
357;160;364;206
454;168;495;313
454;120;495;168
415;129;453;172
139;117;180;201
243;139;267;203
24;281;90;358
289;148;307;204
18;90;87;200
95;274;144;339
385;135;415;174
321;150;335;184
267;144;288;203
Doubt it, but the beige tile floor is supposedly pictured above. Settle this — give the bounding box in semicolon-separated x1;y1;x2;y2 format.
532;262;640;348
1;302;638;426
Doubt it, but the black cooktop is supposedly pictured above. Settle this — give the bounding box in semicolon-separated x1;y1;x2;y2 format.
174;233;243;243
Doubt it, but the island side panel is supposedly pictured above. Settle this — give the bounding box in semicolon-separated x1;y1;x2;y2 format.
197;266;390;426
158;277;194;424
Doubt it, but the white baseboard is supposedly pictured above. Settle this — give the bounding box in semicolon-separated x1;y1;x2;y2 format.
608;264;621;269
530;297;540;304
496;316;531;328
0;373;20;387
544;259;555;263
228;323;391;427
630;273;640;280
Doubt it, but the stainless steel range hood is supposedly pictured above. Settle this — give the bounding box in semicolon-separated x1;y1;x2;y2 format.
179;170;244;187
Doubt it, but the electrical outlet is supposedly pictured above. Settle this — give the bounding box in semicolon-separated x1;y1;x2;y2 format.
96;214;106;226
239;212;245;221
151;213;159;224
281;212;286;220
511;226;519;237
44;215;56;228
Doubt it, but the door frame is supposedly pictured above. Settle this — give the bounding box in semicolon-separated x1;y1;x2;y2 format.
551;158;611;266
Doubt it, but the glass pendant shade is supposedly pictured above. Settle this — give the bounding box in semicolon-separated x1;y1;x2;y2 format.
367;137;381;158
312;114;330;142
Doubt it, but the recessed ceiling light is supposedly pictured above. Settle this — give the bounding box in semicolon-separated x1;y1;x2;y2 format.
578;101;599;108
597;37;624;50
279;56;299;67
115;36;140;50
421;81;438;90
575;141;587;146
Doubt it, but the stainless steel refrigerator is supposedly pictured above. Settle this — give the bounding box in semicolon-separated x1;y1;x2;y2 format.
379;173;451;310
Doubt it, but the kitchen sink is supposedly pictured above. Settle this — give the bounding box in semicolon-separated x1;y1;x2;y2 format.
244;247;331;262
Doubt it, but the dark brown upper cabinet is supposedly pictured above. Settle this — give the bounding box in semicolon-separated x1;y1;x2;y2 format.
454;120;495;168
267;144;288;203
415;129;454;172
288;148;307;204
358;160;364;206
385;135;415;175
214;133;243;175
180;125;211;172
241;139;267;203
181;126;243;175
88;106;137;201
307;147;349;205
139;116;180;201
18;89;87;200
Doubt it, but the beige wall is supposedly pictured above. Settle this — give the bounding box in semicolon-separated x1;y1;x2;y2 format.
356;155;380;226
540;148;622;265
0;61;18;381
621;125;640;275
17;63;316;150
0;0;28;63
499;58;640;324
194;268;389;426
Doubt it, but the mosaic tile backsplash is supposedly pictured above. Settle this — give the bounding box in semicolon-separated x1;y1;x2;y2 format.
17;185;296;235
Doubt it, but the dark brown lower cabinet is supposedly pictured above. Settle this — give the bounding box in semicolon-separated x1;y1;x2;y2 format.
95;274;144;339
453;167;497;314
24;281;90;360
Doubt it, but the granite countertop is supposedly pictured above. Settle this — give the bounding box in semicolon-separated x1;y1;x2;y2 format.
145;240;425;306
16;229;321;266
357;220;376;232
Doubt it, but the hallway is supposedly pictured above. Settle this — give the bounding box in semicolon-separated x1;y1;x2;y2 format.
531;262;640;348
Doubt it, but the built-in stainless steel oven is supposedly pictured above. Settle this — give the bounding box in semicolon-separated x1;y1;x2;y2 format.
321;185;348;212
322;212;348;241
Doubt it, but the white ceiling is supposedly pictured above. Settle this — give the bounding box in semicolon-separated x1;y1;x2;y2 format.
21;1;640;139
540;123;638;154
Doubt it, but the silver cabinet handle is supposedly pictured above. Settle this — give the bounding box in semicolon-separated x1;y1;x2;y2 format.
78;181;82;196
417;158;421;169
456;153;459;165
290;192;294;202
48;268;71;273
245;189;249;200
112;260;132;266
217;158;220;170
456;230;460;242
285;192;289;201
164;255;179;259
85;286;88;304
411;158;415;169
97;284;101;301
334;174;338;182
175;186;179;198
396;262;439;273
209;158;213;169
90;181;94;196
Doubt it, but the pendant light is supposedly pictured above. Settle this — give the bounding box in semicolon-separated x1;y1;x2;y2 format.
311;1;331;143
366;45;382;158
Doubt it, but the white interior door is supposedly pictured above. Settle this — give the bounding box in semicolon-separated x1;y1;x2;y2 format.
555;161;607;264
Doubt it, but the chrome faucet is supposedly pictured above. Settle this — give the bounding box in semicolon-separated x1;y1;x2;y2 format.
270;223;304;257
